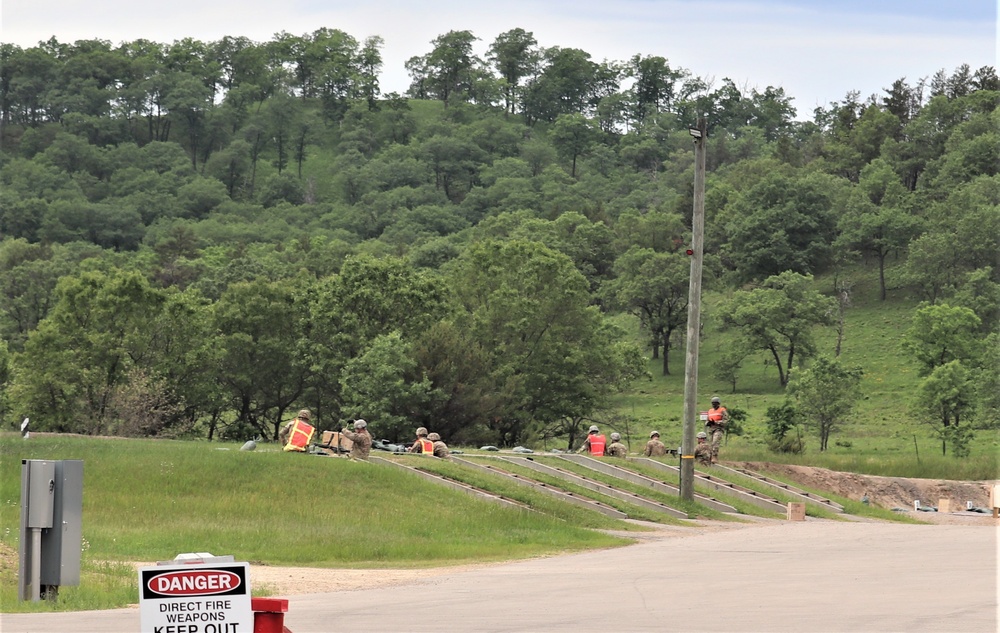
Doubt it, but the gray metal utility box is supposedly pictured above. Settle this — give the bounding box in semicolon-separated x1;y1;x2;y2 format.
19;459;83;600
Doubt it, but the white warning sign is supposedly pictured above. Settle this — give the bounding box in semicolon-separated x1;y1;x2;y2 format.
139;562;253;633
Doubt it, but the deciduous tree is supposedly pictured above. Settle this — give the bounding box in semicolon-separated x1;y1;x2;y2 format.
605;247;689;374
915;360;975;456
835;159;921;300
446;239;645;445
549;113;600;178
720;272;837;387
303;255;448;422
522;47;600;123
339;331;433;442
789;356;863;451
488;28;540;115
902;303;980;376
8;271;204;433
214;278;309;440
406;30;481;107
718;171;842;283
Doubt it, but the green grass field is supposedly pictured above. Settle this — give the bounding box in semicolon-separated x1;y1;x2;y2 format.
0;435;632;613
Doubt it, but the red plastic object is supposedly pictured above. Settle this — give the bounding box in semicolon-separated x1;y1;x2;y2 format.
252;597;290;633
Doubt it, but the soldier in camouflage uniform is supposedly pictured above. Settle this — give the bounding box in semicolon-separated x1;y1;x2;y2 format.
427;432;450;459
694;431;713;466
644;431;667;457
341;419;372;460
606;432;628;457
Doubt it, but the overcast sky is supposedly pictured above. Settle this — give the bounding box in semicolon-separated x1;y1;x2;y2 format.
2;0;997;118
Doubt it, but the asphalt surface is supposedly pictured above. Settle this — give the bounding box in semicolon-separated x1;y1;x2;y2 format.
3;519;997;633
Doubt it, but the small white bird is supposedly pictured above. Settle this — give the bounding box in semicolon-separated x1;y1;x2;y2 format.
20;417;29;439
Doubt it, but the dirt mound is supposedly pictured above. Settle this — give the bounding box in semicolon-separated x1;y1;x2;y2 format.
737;461;996;512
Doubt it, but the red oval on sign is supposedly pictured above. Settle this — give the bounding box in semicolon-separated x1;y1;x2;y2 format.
147;570;241;596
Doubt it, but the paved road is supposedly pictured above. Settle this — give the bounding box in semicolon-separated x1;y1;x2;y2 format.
4;520;997;632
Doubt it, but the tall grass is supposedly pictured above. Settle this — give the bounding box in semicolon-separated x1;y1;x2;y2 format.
0;435;630;612
0;558;138;614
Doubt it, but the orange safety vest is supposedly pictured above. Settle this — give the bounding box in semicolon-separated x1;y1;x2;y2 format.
588;434;606;456
283;419;315;452
707;406;727;423
419;438;434;454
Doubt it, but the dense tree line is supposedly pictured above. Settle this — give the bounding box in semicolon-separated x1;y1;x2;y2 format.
0;28;997;451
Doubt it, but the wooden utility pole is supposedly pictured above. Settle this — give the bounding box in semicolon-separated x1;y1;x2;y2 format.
680;116;707;501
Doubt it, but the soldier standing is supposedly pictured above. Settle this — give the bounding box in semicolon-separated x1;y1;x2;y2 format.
705;396;729;464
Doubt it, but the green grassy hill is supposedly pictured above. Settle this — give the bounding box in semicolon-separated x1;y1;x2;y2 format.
609;265;998;480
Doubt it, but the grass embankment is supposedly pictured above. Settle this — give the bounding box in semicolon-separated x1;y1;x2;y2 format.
421;453;701;524
0;435;631;613
519;455;749;520
383;454;667;528
543;454;884;522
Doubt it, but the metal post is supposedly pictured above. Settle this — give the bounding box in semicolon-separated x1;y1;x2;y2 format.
30;528;42;601
680;116;707;501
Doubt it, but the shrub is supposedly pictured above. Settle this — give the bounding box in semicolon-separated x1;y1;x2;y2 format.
765;401;805;454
